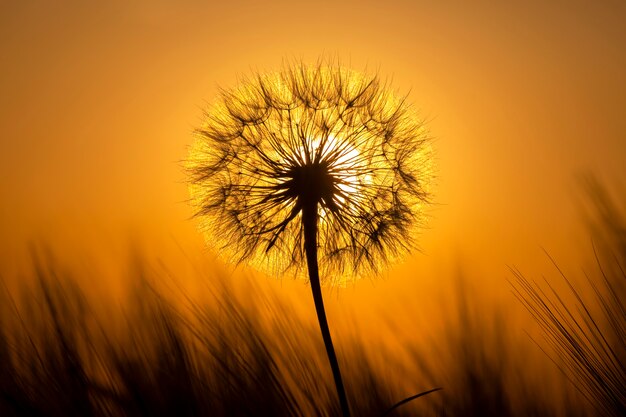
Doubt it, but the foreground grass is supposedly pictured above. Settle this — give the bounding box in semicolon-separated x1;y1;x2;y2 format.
0;257;587;417
0;177;622;416
513;176;626;417
1;255;425;417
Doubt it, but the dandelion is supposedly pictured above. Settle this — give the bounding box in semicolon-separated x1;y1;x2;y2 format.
187;59;434;416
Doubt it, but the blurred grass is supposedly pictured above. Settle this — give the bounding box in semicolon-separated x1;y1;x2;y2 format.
512;176;626;417
0;253;404;417
0;175;623;416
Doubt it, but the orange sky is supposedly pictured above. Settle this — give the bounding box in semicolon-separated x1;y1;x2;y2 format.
1;0;625;305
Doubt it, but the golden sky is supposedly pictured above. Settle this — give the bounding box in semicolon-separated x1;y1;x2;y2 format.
1;0;625;299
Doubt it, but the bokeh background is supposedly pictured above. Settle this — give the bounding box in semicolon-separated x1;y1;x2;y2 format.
1;1;625;414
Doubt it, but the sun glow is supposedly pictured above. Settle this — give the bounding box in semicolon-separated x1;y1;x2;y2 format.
289;134;370;220
188;61;433;282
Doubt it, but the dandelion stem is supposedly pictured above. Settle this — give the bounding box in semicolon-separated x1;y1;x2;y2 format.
303;202;351;417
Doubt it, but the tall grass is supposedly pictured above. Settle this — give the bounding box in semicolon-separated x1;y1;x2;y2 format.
1;176;623;416
403;273;585;417
512;176;626;417
0;250;576;416
0;253;415;417
0;254;587;417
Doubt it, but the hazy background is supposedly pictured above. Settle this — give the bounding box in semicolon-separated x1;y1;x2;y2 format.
1;0;625;321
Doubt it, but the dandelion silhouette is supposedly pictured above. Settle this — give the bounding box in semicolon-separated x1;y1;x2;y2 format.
187;60;434;416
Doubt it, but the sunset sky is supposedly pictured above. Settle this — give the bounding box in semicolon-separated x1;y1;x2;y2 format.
1;0;625;307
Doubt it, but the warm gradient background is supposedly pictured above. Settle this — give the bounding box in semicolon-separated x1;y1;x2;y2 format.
1;0;625;337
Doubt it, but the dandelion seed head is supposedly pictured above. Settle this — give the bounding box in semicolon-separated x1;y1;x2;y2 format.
187;60;434;284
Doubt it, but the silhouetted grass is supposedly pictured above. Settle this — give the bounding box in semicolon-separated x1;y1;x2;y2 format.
0;254;590;417
401;273;585;417
1;249;577;417
0;252;422;417
513;176;626;417
1;176;623;416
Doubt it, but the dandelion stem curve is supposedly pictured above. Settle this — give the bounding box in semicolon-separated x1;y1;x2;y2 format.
303;202;351;417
